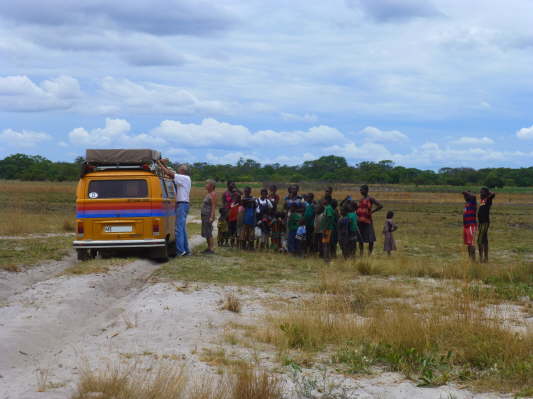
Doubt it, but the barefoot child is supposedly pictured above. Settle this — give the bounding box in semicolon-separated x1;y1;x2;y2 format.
217;207;229;247
270;211;285;251
228;193;241;248
314;205;324;257
462;191;477;261
295;218;307;256
383;211;398;256
338;207;355;259
268;185;280;212
240;187;256;250
287;203;302;254
321;198;336;262
477;187;495;263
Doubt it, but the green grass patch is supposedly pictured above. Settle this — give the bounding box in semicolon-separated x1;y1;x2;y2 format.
154;247;325;286
0;236;72;271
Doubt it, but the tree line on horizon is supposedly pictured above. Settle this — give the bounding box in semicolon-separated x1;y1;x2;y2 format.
1;153;532;188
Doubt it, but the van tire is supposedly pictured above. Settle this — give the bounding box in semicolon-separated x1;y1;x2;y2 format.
151;246;169;262
167;241;177;258
77;249;90;261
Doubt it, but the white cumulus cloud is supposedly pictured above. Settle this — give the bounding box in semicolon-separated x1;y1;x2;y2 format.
0;75;82;112
151;118;345;148
325;142;394;161
99;77;229;115
0;128;51;147
359;126;408;142
516;125;533;140
68;118;165;148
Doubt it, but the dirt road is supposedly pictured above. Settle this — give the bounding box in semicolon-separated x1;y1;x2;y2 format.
0;236;218;399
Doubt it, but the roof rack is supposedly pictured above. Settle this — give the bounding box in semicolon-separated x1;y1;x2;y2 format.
80;149;167;178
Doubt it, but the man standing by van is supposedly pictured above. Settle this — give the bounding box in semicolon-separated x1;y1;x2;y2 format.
158;162;192;256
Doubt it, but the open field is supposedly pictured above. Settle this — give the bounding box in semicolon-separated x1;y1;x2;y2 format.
0;180;531;398
2;179;533;235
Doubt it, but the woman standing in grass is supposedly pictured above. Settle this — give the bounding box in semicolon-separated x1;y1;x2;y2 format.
200;180;217;255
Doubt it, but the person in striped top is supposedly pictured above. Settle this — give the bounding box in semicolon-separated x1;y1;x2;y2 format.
462;191;477;261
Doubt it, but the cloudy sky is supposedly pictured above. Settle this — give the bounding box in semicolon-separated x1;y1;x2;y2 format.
1;0;533;169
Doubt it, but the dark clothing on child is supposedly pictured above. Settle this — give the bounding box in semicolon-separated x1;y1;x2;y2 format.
383;219;397;252
304;202;315;252
295;225;306;256
477;196;493;247
338;216;356;258
271;217;284;250
358;222;376;243
477;196;493;224
287;212;302;253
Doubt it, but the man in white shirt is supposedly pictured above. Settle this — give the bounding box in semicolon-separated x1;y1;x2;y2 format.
158;162;192;256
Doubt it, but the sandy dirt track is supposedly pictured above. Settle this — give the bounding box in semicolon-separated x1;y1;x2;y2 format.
0;236;514;399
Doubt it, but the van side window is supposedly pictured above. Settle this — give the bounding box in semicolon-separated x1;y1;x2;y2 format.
160;179;168;199
165;181;176;200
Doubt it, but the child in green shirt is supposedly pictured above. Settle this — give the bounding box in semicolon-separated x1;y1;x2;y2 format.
320;198;336;262
287;203;302;254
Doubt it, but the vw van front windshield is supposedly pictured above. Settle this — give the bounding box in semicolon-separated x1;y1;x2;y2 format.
88;180;148;199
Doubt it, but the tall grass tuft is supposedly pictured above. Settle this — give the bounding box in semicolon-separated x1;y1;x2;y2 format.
223;292;242;313
72;361;283;399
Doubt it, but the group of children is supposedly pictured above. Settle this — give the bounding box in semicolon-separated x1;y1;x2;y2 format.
216;182;397;261
212;181;497;263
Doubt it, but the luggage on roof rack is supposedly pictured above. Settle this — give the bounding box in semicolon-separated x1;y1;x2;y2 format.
85;149;161;165
81;149;164;177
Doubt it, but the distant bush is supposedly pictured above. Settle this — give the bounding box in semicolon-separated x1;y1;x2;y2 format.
1;153;532;186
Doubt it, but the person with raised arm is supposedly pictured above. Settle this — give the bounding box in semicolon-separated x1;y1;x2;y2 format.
477;187;495;263
158;161;192;256
462;190;478;261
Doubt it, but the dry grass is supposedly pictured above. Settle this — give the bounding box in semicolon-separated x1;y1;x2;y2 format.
253;285;532;393
72;361;283;399
223;292;242;313
0;180;75;235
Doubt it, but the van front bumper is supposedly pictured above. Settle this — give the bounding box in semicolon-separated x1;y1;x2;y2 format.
73;239;166;249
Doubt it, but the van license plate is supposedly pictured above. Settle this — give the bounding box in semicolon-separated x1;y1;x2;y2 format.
104;225;133;233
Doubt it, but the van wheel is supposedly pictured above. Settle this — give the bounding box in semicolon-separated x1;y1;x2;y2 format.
100;250;112;259
151;246;169;262
167;241;177;258
77;249;90;261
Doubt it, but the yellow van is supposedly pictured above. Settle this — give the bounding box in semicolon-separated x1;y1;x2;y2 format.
73;149;176;261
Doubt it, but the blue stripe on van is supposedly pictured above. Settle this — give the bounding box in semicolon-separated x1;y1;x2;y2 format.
76;211;169;218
